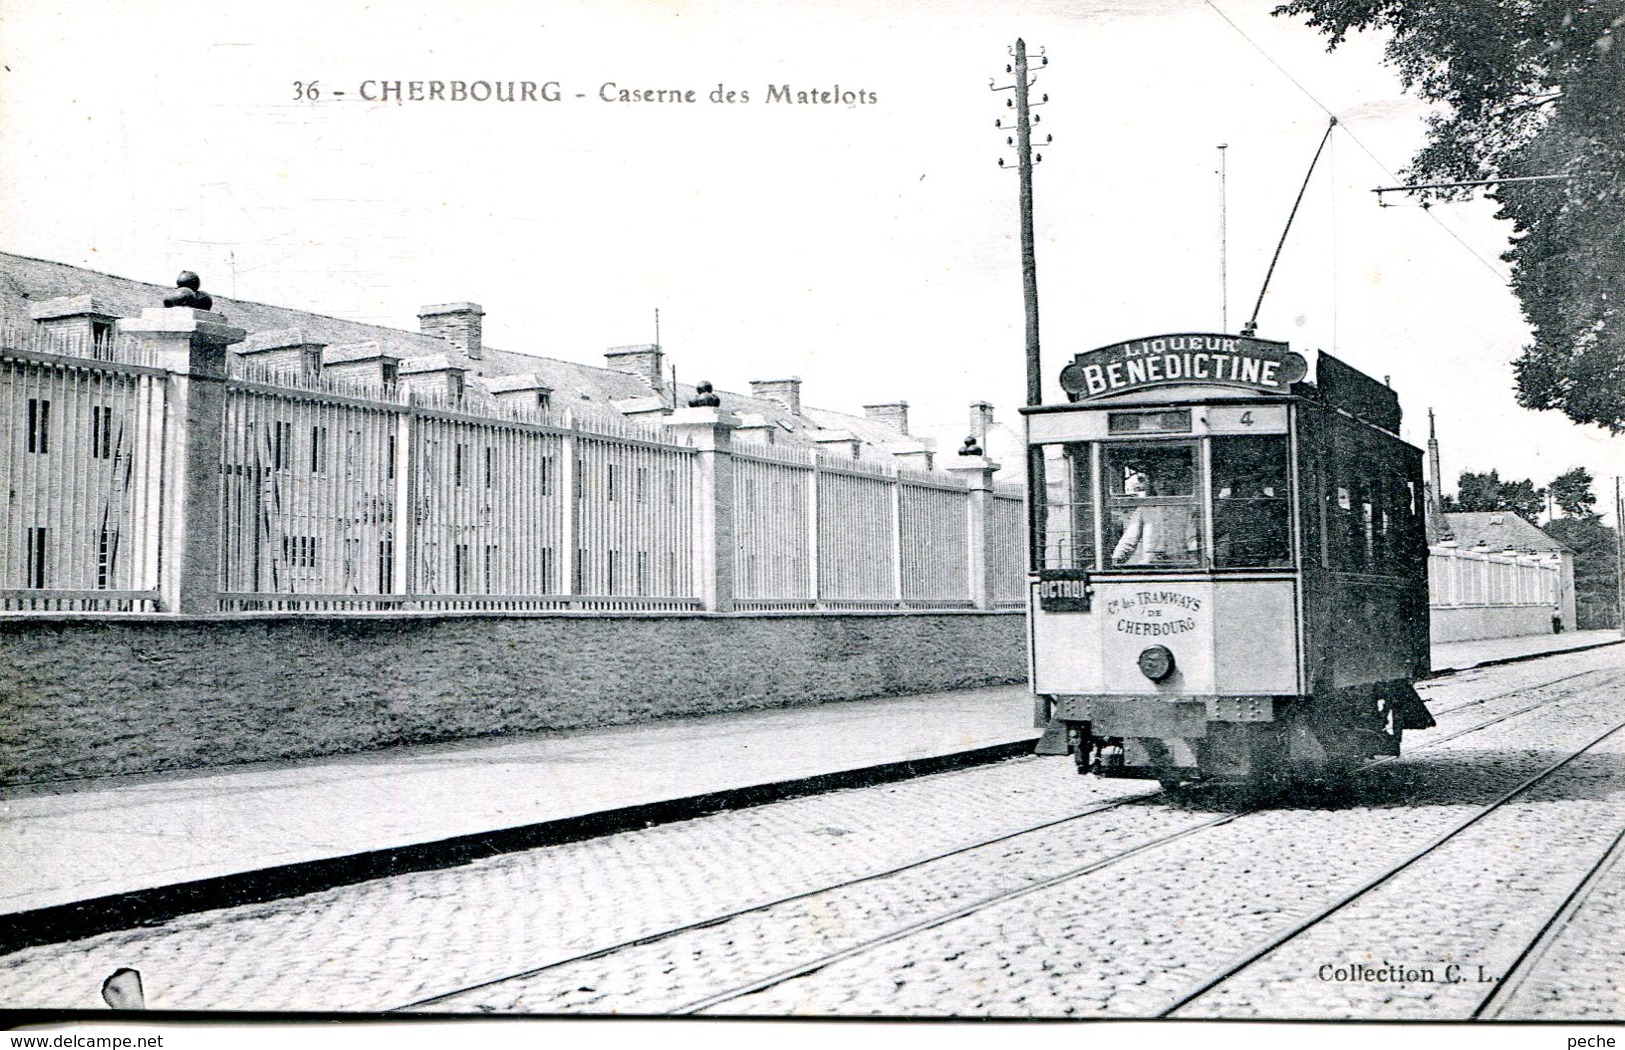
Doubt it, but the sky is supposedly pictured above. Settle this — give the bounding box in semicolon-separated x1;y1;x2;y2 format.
1;0;1619;523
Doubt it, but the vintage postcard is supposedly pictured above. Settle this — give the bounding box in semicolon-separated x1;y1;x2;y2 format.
1;0;1621;1042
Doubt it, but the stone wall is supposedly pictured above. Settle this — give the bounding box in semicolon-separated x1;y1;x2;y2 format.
1429;604;1555;644
0;611;1026;784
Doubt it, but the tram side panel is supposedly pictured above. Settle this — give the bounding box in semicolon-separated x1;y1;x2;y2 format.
1294;404;1431;718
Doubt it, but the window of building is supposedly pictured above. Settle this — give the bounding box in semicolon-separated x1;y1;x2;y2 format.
272;420;292;471
454;544;470;594
91;320;114;360
540;455;554;497
25;527;47;588
540;546;555;592
636;550;649;595
1211;435;1291;568
454;443;468;487
636;466;648;504
607;549;621;592
302;348;322;376
378;537;394;594
485;446;496;489
281;535;318;569
484;544;499;593
98;528;119;589
91;406;114;460
310;426;328;474
387;434;397;481
26;399;49;454
607;464;618;502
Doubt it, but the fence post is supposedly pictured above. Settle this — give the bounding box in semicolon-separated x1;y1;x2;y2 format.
120;307;245;613
664;407;737;612
947;453;1000;610
807;450;821;605
392;407;412;598
560;409;577;600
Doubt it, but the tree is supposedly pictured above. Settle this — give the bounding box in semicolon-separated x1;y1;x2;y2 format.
1275;1;1625;432
1444;468;1545;520
1545;515;1621;628
1549;465;1599;518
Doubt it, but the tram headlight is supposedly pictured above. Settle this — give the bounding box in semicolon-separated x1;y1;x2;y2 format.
1138;645;1175;682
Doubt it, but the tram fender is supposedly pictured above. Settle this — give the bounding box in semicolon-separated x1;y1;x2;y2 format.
1035;718;1072;756
1391;682;1435;730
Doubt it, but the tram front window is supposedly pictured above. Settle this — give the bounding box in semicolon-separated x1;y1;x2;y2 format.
1037;442;1096;569
1104;443;1200;567
1212;435;1291;568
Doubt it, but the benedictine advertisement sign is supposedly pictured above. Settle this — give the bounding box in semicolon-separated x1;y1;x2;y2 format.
1059;333;1309;401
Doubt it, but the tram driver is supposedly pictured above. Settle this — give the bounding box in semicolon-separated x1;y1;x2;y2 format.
1111;468;1199;566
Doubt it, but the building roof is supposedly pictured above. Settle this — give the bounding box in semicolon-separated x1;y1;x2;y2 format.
0;250;967;467
1441;511;1571;555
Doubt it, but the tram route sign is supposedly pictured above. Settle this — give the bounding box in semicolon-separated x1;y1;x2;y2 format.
1059;332;1309;401
1036;568;1093;612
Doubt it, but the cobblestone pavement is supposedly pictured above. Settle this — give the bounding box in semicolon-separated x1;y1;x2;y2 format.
570;667;1625;1019
416;657;1625;1016
0;753;1153;1011
1479;824;1625;1020
1;648;1621;1019
1179;713;1625;1019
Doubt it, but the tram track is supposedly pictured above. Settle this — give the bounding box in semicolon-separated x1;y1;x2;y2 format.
1156;713;1625;1018
400;663;1609;1015
393;786;1166;1011
1421;666;1611;720
1471;820;1625;1020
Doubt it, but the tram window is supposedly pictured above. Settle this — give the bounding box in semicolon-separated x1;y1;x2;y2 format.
1103;443;1200;568
1036;443;1097;570
1212;436;1292;568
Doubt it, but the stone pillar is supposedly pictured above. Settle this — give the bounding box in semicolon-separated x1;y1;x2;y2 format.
120;307;246;613
664;407;738;612
947;454;1001;610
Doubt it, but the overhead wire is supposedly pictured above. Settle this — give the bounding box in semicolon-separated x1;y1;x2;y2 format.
1202;0;1511;286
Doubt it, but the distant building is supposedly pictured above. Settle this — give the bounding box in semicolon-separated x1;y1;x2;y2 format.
1422;408;1576;639
0;251;1024;614
0;251;974;471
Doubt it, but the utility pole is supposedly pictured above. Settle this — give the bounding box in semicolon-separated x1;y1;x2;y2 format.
1218;144;1229;331
992;40;1050;406
1616;476;1623;634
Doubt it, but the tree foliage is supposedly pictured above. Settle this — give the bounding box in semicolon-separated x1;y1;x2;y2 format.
1545;514;1622;627
1276;0;1625;431
1445;468;1545;519
1548;465;1599;517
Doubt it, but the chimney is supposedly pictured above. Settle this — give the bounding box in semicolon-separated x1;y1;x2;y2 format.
604;344;666;395
750;377;802;416
418;302;484;360
863;402;909;435
969;401;995;445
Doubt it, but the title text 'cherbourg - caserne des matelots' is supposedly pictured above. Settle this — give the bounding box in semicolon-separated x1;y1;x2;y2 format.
344;81;877;106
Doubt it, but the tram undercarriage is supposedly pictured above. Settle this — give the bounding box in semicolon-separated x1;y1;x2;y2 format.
1038;682;1436;789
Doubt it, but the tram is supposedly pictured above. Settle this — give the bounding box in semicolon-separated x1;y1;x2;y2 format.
1026;333;1436;789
